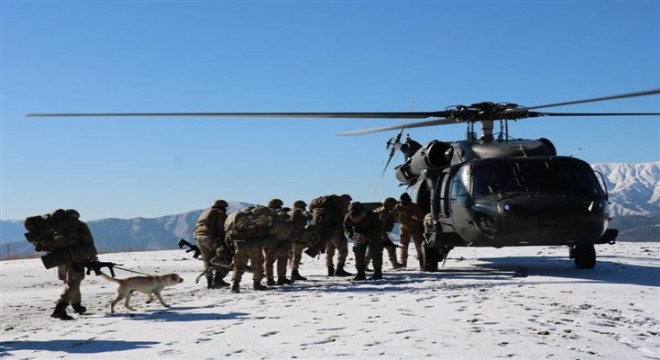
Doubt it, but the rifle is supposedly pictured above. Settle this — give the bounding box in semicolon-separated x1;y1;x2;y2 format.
84;261;117;277
178;238;201;259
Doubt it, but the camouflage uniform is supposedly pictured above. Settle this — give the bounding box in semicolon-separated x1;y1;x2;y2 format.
52;210;96;320
309;194;352;277
231;242;266;291
344;203;384;281
288;201;313;281
371;198;404;270
394;193;426;268
194;200;229;289
263;199;294;286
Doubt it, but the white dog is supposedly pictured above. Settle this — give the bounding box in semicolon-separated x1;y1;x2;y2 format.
100;272;184;313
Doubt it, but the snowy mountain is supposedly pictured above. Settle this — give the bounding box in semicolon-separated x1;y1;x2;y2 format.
592;162;660;217
1;163;658;259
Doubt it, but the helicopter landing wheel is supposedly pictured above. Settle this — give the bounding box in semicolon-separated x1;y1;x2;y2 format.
572;244;596;269
419;243;440;272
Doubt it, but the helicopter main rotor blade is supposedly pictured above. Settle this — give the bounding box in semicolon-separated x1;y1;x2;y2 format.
527;89;660;110
337;117;458;136
25;111;447;119
538;112;660;116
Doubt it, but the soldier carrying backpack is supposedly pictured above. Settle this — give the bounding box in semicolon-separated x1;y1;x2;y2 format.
308;194;353;277
24;209;99;321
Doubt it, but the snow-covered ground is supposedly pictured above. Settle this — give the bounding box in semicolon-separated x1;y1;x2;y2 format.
1;242;658;359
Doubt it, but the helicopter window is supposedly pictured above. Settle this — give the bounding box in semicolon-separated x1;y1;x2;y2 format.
511;159;604;197
450;165;471;202
472;164;520;196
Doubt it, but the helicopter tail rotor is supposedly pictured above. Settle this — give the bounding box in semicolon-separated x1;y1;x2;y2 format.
382;129;405;177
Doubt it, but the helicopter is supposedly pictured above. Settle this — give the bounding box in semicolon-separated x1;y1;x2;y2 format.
27;89;660;270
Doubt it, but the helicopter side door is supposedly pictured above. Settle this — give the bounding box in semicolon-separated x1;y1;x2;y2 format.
448;164;476;244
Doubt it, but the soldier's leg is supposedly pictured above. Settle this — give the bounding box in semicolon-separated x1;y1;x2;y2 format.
325;237;337;276
195;235;216;288
399;232;412;267
231;246;249;293
333;232;351;277
290;241;307;281
68;266;86;314
352;243;367;280
276;247;291;285
385;244;402;269
412;233;424;265
263;247;276;285
368;240;384;280
249;247;268;290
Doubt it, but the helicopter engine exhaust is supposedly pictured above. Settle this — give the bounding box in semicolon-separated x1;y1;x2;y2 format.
396;140;452;184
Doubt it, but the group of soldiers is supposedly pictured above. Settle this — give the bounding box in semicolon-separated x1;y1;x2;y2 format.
193;193;427;293
44;192;426;320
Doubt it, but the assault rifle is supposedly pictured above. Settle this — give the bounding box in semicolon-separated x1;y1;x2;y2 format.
178;238;201;259
84;261;117;277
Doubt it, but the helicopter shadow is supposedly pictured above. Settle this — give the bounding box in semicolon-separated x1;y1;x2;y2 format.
0;339;158;356
473;255;660;287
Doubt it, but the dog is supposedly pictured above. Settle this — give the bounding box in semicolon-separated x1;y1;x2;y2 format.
100;272;184;313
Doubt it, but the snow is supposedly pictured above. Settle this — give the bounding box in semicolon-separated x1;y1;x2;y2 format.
1;243;659;360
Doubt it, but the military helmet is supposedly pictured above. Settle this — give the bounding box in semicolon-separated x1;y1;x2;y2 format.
293;200;307;209
268;198;284;209
65;209;80;219
382;197;398;207
400;192;412;203
341;194;353;202
212;199;228;209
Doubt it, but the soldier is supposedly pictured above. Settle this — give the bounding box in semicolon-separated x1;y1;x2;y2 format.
288;200;313;281
263;199;294;286
51;209;97;320
371;197;404;270
344;202;385;281
227;206;273;293
194;200;230;289
394;193;426;268
308;194;353;277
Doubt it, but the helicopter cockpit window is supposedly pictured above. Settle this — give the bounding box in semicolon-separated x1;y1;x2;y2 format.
512;159;604;197
450;165;471;202
472;164;520;197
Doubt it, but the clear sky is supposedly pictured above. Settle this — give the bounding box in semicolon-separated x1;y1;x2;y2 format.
1;1;658;221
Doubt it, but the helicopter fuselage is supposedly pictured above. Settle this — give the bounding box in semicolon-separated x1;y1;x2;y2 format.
401;140;617;264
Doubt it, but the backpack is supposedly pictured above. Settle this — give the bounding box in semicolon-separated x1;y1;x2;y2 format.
309;195;344;211
24;209;81;252
225;206;293;242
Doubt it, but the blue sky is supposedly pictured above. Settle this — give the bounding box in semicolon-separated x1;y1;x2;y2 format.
1;1;658;221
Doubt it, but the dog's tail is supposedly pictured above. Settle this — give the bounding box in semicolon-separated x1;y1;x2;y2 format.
98;271;121;283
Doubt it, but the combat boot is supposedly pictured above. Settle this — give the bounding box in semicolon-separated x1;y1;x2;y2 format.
291;270;307;281
231;281;240;294
334;265;352;277
212;272;230;288
51;302;73;321
368;270;383;281
391;261;404;270
253;280;269;291
277;277;294;285
72;303;87;315
266;278;276;286
327;265;335;277
353;270;366;281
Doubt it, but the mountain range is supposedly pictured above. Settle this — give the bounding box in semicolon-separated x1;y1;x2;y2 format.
1;163;658;259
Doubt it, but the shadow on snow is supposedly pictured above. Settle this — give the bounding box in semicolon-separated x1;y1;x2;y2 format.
0;339;158;355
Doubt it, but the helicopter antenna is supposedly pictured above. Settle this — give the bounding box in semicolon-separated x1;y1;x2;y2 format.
571;147;583;157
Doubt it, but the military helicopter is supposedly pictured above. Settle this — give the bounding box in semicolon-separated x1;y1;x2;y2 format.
27;89;660;270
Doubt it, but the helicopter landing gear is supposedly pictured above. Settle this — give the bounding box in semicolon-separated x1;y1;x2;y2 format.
419;243;440;272
570;244;596;269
